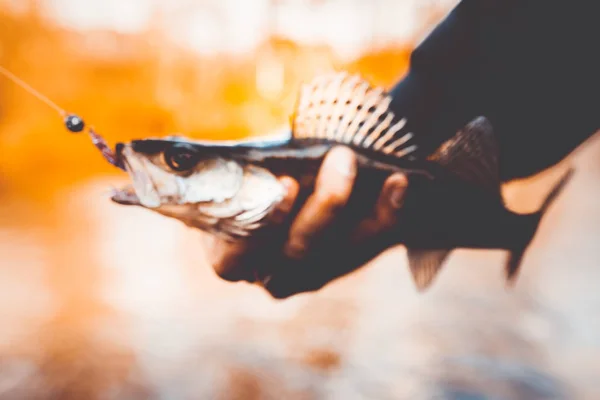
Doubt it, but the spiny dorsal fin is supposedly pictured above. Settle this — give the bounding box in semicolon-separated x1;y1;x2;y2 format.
428;116;501;195
291;72;417;159
406;248;452;291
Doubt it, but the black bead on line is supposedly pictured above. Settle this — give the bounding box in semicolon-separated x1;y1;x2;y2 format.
64;113;85;133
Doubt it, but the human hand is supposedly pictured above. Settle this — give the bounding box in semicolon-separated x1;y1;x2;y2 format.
203;146;408;298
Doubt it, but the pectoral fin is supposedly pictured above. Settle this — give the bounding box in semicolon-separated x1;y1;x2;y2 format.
406;248;452;291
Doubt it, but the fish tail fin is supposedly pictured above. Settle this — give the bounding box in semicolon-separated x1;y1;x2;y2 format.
505;167;575;283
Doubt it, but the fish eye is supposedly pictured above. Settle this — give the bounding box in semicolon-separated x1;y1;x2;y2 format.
164;143;199;172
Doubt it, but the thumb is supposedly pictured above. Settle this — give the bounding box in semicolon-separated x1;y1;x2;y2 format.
352;173;407;242
375;173;408;223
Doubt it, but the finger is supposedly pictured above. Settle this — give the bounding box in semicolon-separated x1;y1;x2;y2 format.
268;176;300;225
206;176;299;281
284;146;357;259
352;173;408;242
375;173;408;223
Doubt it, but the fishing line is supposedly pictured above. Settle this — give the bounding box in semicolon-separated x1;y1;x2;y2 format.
0;64;67;116
0;63;125;169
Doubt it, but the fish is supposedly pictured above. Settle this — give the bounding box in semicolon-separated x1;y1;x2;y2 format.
105;72;574;292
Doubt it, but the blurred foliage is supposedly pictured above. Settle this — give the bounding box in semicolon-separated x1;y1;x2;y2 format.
0;7;413;201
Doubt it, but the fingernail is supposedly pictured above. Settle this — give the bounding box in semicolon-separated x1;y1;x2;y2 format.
280;177;294;193
389;185;405;208
330;147;356;178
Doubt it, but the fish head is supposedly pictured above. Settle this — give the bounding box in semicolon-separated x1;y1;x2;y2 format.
110;138;287;240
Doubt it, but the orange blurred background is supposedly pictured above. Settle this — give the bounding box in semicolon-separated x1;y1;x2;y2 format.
1;1;600;399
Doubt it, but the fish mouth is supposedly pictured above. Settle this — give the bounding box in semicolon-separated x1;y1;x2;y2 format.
110;146;162;208
110;184;141;206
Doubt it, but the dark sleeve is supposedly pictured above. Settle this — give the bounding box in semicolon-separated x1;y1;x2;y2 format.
389;0;599;181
